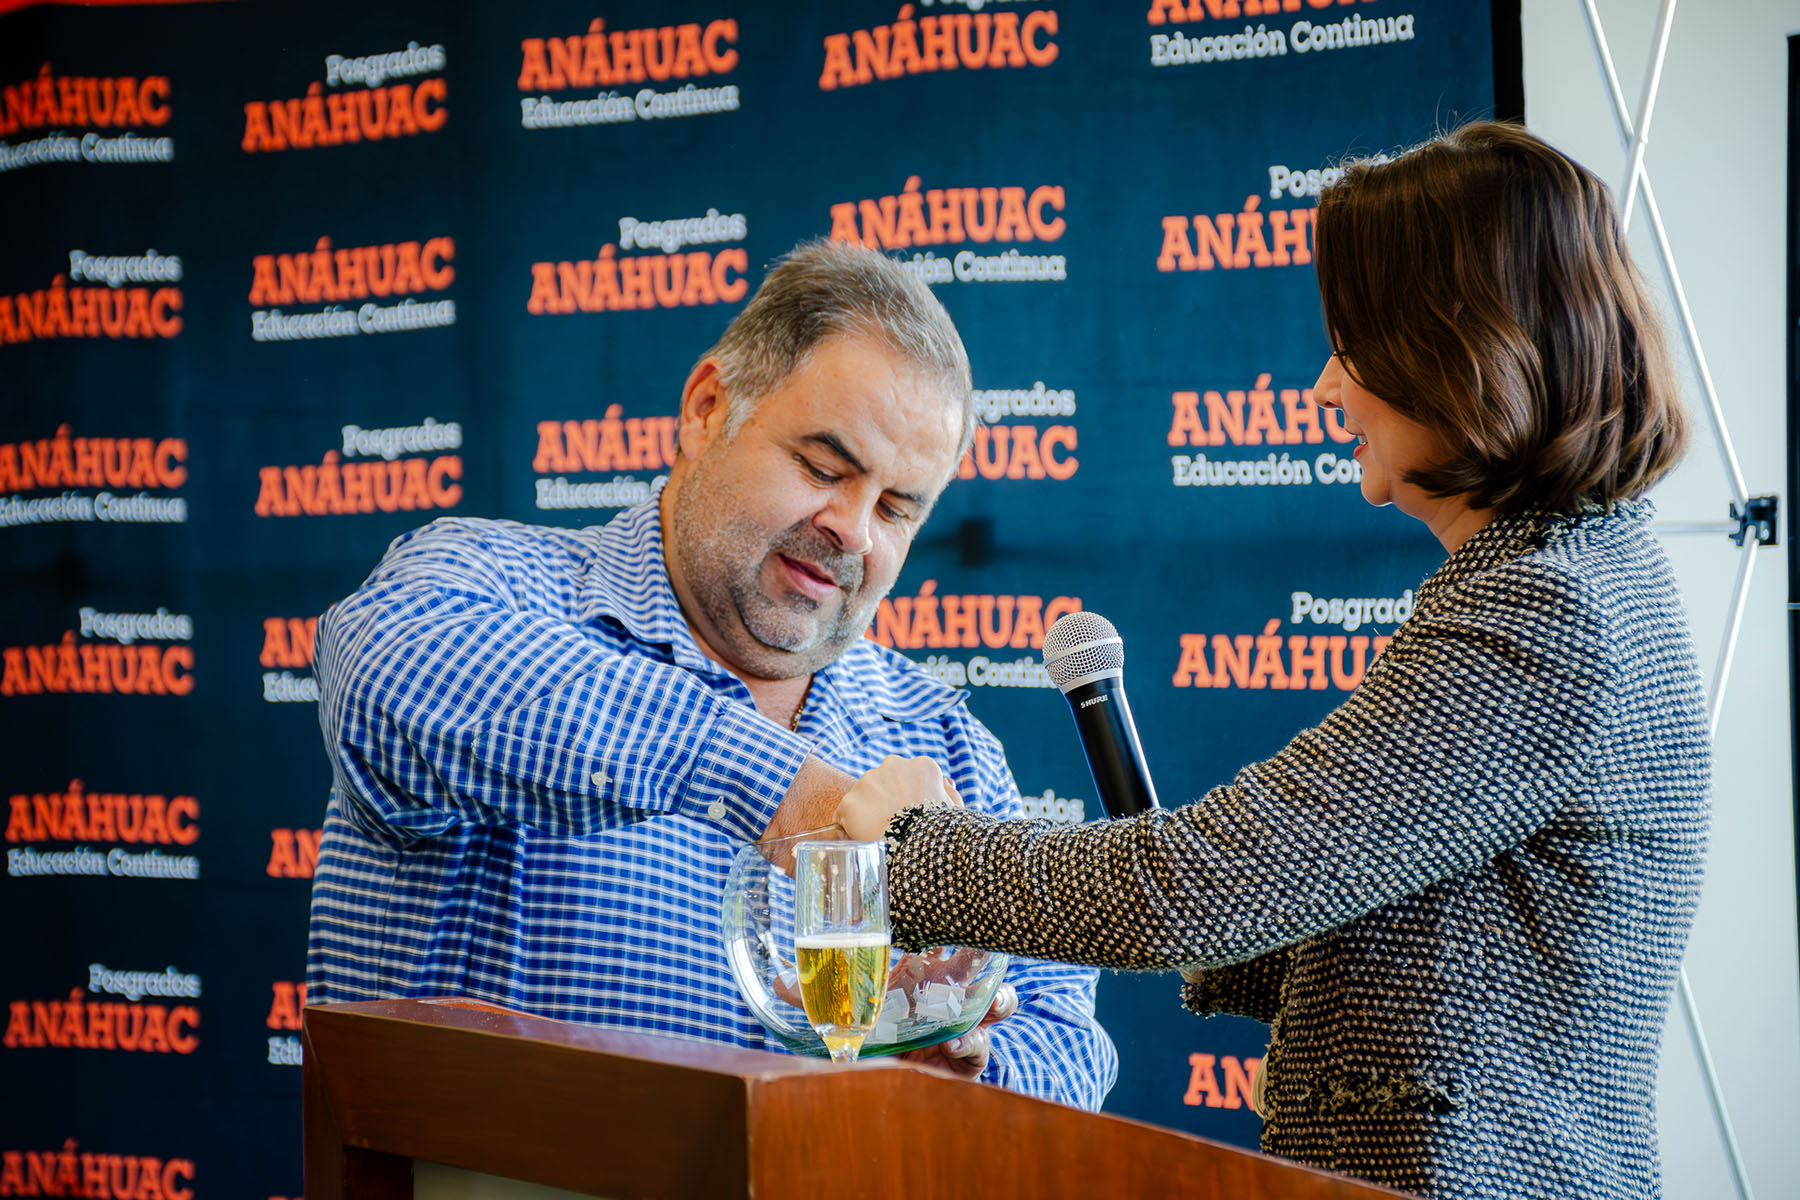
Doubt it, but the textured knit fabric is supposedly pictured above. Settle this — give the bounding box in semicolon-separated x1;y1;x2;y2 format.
304;497;1117;1110
884;500;1710;1197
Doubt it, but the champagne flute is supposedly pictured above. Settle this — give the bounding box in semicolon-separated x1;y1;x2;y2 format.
793;840;890;1064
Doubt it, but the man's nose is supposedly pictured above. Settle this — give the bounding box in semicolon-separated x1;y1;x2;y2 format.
816;490;875;557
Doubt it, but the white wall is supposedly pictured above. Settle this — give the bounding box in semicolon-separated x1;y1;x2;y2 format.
1521;2;1800;1197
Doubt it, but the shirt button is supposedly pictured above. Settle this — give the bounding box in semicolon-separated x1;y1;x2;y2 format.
705;801;727;822
590;771;608;790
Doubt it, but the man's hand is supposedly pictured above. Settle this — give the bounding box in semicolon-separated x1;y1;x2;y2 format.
837;754;962;842
756;757;856;873
898;982;1017;1080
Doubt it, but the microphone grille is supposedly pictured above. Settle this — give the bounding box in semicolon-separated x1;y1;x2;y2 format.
1042;611;1124;688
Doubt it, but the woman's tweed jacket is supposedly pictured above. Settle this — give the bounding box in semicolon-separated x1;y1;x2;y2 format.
885;501;1711;1200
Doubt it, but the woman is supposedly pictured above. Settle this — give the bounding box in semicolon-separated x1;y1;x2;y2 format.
838;121;1710;1200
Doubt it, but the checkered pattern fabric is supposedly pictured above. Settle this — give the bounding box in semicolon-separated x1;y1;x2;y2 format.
304;498;1116;1110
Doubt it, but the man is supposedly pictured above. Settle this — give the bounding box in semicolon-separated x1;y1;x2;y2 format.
304;240;1116;1108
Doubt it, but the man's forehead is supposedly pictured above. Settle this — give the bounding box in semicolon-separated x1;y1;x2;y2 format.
773;353;958;429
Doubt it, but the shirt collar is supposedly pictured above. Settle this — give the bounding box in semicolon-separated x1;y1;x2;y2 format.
576;492;718;675
815;639;970;736
575;492;969;736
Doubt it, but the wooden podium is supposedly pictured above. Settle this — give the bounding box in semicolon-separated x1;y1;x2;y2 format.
304;998;1409;1199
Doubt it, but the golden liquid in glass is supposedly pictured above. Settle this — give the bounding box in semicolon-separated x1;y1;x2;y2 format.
796;932;889;1061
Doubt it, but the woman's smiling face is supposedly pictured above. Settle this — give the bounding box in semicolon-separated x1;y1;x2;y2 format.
1312;352;1448;520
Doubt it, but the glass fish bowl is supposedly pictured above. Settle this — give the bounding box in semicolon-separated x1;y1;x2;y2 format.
721;832;1010;1059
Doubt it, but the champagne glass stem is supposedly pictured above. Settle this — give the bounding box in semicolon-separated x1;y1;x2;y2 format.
822;1033;864;1064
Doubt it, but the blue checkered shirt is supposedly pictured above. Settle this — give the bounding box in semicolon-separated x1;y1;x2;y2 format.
304;498;1117;1109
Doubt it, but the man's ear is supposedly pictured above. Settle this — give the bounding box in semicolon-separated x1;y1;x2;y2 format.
676;356;730;460
676;359;731;461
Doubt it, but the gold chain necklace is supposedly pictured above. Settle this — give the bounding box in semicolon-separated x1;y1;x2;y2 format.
789;677;813;732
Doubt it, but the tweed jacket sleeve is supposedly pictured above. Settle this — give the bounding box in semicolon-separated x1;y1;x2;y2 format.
1180;951;1290;1022
956;734;1120;1108
883;551;1619;971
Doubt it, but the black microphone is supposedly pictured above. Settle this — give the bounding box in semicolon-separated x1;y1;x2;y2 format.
1042;611;1160;820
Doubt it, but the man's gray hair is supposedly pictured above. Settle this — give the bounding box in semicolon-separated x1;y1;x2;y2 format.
699;239;976;451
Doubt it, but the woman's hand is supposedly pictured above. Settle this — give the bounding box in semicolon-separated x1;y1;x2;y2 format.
836;754;961;841
898;982;1017;1080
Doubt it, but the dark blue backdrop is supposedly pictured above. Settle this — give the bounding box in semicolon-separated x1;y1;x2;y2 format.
0;2;1505;1192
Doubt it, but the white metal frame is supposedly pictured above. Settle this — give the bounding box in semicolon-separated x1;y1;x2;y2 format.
1578;2;1767;1198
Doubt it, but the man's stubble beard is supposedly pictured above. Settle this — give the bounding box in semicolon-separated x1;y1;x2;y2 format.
669;450;880;681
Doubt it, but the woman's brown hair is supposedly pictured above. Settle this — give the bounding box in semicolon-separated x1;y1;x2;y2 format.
1315;120;1687;515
